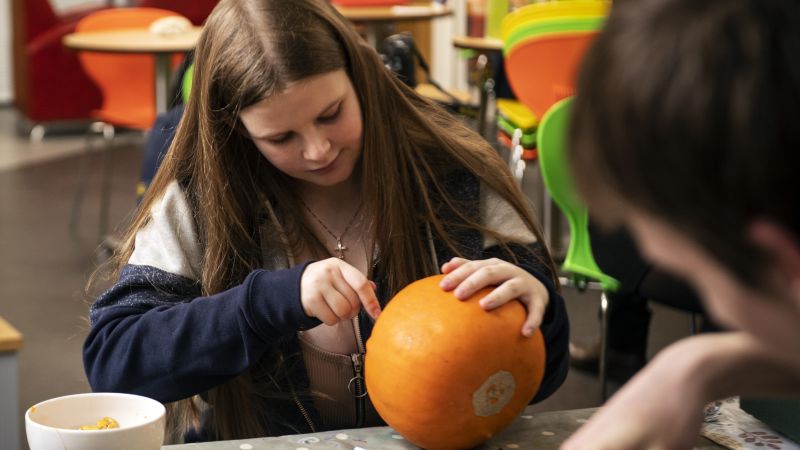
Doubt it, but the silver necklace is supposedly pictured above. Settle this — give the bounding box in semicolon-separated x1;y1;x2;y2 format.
301;199;363;260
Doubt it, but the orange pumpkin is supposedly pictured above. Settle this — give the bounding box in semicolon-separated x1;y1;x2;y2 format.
365;274;546;450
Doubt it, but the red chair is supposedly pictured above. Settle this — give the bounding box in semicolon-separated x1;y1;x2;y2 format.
134;0;219;25
10;0;107;130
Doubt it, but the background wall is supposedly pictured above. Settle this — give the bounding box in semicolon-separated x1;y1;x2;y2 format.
432;0;468;93
0;0;11;104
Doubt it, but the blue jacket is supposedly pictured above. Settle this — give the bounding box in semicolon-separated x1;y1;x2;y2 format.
83;172;569;441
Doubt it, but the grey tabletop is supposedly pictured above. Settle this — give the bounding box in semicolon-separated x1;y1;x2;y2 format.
163;407;725;449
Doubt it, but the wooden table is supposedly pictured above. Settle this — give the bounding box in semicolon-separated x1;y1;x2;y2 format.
453;35;504;53
162;407;726;449
335;3;453;48
63;27;202;114
0;316;23;450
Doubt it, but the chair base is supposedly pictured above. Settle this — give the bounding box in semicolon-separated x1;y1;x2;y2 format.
15;116;94;141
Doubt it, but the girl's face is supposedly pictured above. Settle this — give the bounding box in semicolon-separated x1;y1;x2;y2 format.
239;69;363;190
626;211;800;360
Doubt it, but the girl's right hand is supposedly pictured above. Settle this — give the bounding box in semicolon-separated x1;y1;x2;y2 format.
300;258;381;325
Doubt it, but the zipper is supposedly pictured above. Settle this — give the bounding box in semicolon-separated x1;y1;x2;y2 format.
350;352;366;427
286;366;317;433
351;315;368;427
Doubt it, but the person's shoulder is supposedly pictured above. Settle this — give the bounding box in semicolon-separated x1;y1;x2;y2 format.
132;179;202;280
149;179;191;214
480;183;537;245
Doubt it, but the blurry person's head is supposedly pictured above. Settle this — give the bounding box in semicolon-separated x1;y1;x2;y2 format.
569;0;800;339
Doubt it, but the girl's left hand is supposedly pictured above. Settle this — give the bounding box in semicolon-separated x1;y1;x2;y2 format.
439;257;549;337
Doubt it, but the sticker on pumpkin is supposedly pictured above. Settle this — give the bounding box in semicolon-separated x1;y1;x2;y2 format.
472;370;516;416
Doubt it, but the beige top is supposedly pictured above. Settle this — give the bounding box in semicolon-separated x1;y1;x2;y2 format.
63;26;202;54
0;316;22;352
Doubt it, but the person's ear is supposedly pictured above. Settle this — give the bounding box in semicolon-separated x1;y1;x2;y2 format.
749;220;800;308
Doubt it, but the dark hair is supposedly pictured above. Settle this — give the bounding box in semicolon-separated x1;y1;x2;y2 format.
570;0;800;288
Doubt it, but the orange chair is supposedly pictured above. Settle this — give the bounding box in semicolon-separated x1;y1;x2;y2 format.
502;1;610;118
69;7;184;254
501;2;617;399
77;7;183;129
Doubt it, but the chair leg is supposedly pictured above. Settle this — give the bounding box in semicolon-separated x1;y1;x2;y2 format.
543;184;553;252
69;121;105;239
29;124;46;142
68;121;117;254
599;291;610;401
97;123;116;245
513;159;526;189
508;128;522;169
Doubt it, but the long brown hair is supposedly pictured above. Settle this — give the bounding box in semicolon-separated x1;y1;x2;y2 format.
98;0;555;441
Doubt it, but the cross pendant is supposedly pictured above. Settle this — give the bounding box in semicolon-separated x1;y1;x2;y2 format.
335;238;348;259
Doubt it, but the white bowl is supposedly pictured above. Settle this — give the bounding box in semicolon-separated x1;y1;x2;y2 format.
25;392;165;450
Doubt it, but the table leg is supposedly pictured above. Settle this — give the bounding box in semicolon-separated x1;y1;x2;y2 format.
0;352;20;450
153;54;173;116
476;54;495;139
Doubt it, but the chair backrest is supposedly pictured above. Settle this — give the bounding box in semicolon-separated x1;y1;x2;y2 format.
134;0;218;25
537;97;619;291
17;0;59;42
501;1;609;119
76;7;181;130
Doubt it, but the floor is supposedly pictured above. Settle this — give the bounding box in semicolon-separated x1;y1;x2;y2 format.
0;106;696;448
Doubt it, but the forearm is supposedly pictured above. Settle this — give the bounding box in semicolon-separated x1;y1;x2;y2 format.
561;331;800;450
651;331;800;404
84;263;320;402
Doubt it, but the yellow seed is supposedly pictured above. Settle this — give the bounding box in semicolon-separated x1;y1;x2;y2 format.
79;417;119;430
104;417;119;429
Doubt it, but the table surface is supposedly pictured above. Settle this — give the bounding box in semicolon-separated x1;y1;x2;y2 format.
453;35;504;53
162;407;726;449
0;316;22;352
335;3;452;22
63;26;202;54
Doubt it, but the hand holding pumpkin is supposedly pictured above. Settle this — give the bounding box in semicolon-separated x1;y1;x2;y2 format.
300;258;381;325
440;257;549;337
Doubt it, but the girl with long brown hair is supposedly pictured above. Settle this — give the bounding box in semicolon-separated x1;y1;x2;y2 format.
83;0;568;443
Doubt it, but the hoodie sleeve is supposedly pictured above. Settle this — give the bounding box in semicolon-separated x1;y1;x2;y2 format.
83;181;320;403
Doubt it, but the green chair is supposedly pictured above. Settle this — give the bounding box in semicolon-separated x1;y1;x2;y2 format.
181;62;194;105
538;97;619;399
